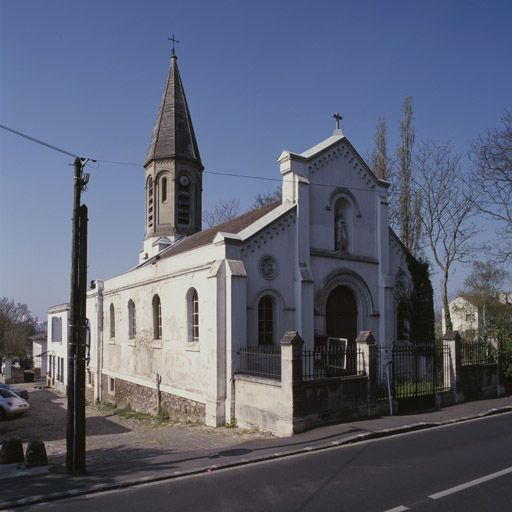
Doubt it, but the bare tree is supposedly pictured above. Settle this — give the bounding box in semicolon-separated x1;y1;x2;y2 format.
252;187;282;209
415;141;478;331
202;198;241;228
0;297;36;359
470;111;512;263
395;97;422;256
371;117;390;180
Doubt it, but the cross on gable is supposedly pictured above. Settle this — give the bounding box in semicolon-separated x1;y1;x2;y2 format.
332;112;343;130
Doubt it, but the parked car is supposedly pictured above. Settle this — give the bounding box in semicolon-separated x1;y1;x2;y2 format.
0;383;29;401
0;388;30;419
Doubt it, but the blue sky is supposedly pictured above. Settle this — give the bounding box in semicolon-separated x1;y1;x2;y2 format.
1;0;511;321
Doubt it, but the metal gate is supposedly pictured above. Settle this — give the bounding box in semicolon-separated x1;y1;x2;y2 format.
377;343;451;405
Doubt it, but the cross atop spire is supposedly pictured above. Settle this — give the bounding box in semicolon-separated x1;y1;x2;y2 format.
332;112;343;131
168;34;180;57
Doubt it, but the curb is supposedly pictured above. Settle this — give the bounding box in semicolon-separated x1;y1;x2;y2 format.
2;406;512;510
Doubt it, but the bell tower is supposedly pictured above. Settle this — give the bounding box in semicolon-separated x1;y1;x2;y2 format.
141;48;203;262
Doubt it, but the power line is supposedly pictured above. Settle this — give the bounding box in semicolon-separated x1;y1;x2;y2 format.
1;123;385;193
0;123;80;159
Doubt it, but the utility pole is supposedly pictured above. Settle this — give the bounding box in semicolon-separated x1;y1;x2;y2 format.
66;157;89;475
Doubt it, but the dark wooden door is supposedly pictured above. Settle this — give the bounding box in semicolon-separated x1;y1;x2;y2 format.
326;286;358;341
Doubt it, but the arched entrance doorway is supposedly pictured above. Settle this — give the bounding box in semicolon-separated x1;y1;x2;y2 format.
326;286;358;341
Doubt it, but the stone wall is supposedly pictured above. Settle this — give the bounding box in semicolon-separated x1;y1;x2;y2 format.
6;368;25;384
298;376;377;429
101;374;205;423
459;365;498;400
234;374;290;436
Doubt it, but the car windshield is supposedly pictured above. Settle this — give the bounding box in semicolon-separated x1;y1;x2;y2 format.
0;388;17;399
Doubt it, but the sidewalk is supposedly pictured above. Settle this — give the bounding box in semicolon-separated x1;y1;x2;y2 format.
1;395;512;510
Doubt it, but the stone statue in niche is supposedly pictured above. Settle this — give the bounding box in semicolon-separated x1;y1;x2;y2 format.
335;210;348;252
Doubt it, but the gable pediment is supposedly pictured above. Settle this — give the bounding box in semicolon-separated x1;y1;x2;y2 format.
306;137;387;191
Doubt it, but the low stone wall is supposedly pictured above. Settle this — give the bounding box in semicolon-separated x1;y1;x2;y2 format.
6;368;25;384
101;374;205;423
298;376;378;429
459;364;499;400
234;374;292;436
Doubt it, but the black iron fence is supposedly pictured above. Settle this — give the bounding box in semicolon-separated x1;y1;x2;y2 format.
238;345;281;380
377;342;451;400
303;346;366;380
460;341;497;366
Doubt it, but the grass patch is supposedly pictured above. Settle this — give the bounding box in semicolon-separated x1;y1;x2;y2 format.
115;404;153;422
91;401;174;426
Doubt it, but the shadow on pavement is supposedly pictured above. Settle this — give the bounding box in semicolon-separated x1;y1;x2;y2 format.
2;445;179;505
0;389;132;444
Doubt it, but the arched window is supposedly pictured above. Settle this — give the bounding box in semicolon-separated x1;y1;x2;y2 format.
161;177;168;203
109;303;115;339
192;290;199;341
152;295;162;340
128;300;136;339
258;295;274;345
147;177;154;229
187;288;199;342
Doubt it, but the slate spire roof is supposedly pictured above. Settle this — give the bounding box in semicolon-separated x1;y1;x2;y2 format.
145;52;203;168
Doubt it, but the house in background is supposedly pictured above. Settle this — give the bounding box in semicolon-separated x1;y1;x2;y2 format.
46;303;69;394
445;293;512;339
30;331;48;382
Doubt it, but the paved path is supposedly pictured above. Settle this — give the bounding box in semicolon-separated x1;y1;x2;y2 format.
1;394;511;509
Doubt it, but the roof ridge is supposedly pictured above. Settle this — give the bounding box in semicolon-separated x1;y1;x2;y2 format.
148;200;282;263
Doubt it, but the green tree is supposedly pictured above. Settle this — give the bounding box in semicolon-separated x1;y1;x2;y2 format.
462;260;508;329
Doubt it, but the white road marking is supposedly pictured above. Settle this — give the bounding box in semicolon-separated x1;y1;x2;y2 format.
382;506;409;512
429;465;512;500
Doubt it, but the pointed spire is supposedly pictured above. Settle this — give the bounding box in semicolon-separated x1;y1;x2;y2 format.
145;52;203;168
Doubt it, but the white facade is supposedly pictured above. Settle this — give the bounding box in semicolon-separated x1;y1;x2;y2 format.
31;334;48;377
84;127;414;427
47;303;69;394
445;293;512;338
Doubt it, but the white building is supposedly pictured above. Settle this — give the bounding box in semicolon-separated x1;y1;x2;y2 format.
30;332;48;380
75;49;423;431
445;293;512;338
47;303;69;394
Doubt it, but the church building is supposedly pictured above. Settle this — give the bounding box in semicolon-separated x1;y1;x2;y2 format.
81;49;417;432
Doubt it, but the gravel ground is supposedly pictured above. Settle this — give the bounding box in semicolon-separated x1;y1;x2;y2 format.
0;384;272;466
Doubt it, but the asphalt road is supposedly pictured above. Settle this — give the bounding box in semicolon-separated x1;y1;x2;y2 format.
22;413;512;512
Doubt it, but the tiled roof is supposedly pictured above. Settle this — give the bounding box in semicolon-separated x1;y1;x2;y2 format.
155;201;282;261
145;54;202;167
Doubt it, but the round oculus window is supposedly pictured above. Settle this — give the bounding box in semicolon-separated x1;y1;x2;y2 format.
179;175;190;187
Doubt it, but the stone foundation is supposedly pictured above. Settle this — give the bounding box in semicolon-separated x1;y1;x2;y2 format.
85;385;94;403
101;374;205;423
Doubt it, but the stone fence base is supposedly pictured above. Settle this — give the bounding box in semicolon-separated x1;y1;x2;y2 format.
100;374;205;424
